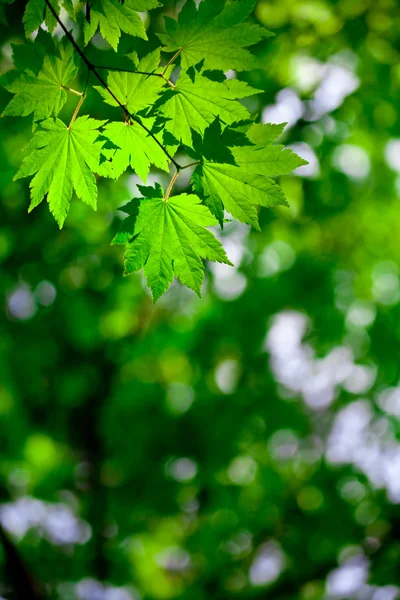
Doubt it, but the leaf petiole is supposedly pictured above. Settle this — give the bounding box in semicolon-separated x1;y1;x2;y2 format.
162;48;182;76
62;85;83;97
68;93;85;128
164;161;200;201
164;170;180;202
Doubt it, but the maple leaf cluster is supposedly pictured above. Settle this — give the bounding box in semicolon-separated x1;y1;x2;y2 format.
1;0;307;300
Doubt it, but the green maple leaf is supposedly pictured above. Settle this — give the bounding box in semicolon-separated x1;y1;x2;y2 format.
23;0;75;37
195;162;289;230
94;49;166;115
158;71;261;146
189;117;253;224
83;0;160;50
232;143;307;178
193;123;307;229
157;0;272;72
243;122;287;145
103;119;170;181
14;116;112;228
1;39;79;121
224;78;264;99
116;183;232;300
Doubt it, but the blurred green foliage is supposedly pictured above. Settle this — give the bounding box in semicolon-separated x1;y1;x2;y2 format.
1;0;400;599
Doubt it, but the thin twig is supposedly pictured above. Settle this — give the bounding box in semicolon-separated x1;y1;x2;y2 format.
164;169;180;202
93;65;176;88
43;0;181;170
92;65;163;78
181;161;200;170
0;525;46;599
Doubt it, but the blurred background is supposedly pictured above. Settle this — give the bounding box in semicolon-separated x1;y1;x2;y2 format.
1;0;400;598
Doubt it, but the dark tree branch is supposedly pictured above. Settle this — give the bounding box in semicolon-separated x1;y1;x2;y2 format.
0;525;46;600
92;65;162;77
43;0;182;170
